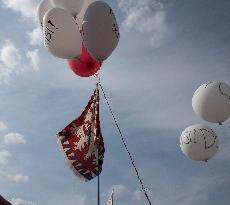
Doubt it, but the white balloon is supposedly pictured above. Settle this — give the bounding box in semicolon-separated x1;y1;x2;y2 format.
51;0;84;17
180;124;219;162
192;82;230;124
82;1;120;61
76;0;95;24
37;0;53;30
43;8;82;59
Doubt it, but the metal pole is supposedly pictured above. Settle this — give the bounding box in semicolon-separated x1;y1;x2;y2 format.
97;146;100;205
98;173;100;205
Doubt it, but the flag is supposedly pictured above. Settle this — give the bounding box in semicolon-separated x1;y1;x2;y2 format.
57;85;105;181
107;189;114;205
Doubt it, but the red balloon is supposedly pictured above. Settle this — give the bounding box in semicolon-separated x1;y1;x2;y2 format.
68;44;102;77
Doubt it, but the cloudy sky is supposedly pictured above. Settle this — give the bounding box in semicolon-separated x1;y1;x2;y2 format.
0;0;230;205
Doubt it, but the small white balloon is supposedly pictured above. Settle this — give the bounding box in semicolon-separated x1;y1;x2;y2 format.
180;124;219;162
192;82;230;124
37;0;53;30
82;1;120;61
51;0;84;17
43;8;82;59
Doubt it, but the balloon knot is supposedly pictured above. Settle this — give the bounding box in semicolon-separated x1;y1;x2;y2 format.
86;62;94;68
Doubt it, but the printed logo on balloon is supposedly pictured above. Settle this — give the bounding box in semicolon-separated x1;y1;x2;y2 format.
180;124;219;162
44;19;59;47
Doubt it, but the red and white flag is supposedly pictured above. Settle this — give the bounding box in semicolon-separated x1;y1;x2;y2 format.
107;189;114;205
57;85;105;181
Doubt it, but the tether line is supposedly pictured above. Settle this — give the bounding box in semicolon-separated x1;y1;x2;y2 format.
98;81;152;205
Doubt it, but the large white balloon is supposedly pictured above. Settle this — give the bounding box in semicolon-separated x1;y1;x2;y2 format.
43;8;82;59
76;0;95;24
37;0;53;30
82;1;120;61
51;0;84;17
180;124;219;162
192;82;230;124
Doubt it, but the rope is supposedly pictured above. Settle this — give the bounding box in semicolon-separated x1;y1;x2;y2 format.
98;80;152;205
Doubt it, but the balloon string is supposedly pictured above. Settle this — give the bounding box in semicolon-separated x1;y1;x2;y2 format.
224;122;230;136
221;123;230;138
98;80;152;205
221;125;227;138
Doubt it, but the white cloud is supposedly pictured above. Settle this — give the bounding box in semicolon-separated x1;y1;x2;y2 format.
0;40;21;69
118;0;168;47
26;49;40;71
104;185;150;204
0;1;42;83
0;40;41;83
27;27;42;46
3;133;26;145
0;65;9;83
11;198;37;205
0;40;23;83
0;121;7;132
0;149;11;164
1;0;38;19
132;190;143;201
46;194;89;205
111;184;130;198
8;173;29;183
102;184;130;203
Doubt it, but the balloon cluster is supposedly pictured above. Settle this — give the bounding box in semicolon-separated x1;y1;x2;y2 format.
37;0;120;77
180;81;230;162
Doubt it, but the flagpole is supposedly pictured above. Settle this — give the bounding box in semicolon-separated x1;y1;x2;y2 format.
97;175;100;205
98;171;100;205
97;145;100;205
112;189;114;205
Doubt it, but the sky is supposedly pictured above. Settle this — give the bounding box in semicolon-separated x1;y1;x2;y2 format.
0;0;230;205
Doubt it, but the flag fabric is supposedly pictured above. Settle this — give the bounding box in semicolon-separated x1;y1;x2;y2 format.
107;189;114;205
57;85;105;181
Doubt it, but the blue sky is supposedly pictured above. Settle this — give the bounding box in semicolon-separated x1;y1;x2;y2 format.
0;0;230;205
